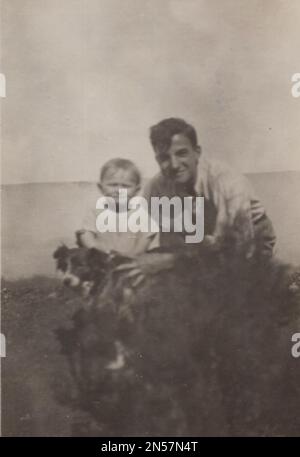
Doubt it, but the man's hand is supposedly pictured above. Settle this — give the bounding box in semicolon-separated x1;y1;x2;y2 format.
114;252;175;288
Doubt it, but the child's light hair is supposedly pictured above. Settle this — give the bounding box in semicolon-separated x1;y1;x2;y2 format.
100;158;141;185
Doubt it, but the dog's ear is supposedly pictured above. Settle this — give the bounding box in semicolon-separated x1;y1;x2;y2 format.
53;244;69;259
86;248;108;270
75;230;84;247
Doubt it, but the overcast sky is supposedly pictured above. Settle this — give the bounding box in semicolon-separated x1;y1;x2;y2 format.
1;0;300;184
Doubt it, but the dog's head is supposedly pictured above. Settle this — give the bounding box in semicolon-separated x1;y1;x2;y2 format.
53;245;133;296
53;245;109;294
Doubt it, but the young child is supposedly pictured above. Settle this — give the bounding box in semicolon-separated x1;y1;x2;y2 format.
77;158;159;256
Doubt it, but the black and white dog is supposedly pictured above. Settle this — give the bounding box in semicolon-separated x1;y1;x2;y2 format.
53;245;133;297
53;244;136;397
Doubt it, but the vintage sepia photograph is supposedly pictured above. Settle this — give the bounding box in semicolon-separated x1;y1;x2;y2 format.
1;0;300;437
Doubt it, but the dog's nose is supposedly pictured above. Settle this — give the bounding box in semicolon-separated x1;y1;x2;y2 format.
63;277;71;286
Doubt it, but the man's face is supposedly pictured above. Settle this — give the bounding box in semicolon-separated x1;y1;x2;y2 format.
155;134;200;185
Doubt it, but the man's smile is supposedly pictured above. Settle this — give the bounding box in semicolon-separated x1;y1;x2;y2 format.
172;168;189;181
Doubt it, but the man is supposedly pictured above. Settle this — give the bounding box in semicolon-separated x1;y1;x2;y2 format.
117;117;276;279
144;117;276;256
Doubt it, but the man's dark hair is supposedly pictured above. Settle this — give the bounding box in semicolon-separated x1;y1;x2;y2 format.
150;118;198;153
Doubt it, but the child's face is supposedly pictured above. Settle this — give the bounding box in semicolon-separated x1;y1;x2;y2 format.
98;169;140;205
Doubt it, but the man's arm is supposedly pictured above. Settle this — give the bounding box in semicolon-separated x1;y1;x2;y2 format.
210;171;276;257
210;173;254;246
252;213;276;258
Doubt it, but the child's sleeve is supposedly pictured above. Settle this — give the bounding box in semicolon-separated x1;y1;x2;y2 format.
81;208;98;233
76;208;98;246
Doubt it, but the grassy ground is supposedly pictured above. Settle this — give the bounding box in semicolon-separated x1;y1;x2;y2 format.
1;261;300;436
1;276;84;436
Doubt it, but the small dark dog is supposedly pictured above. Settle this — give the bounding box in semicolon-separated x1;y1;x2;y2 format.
53;245;134;428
